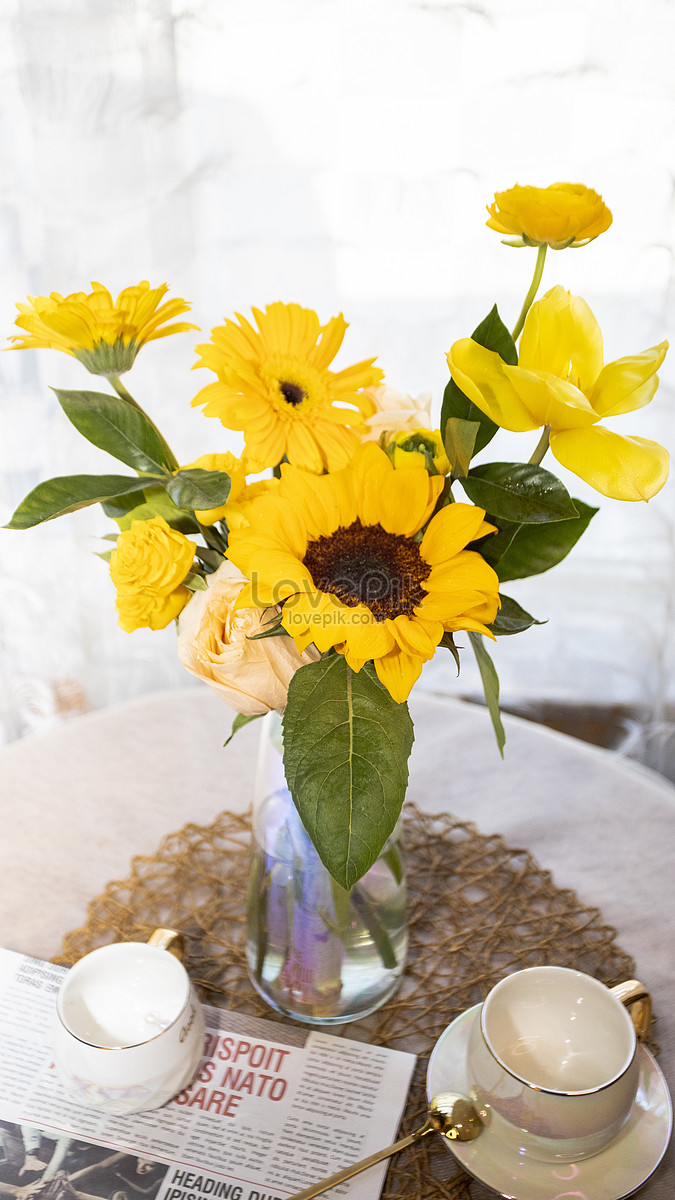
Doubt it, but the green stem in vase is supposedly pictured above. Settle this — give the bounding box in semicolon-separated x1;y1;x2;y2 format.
107;372;180;472
511;244;548;342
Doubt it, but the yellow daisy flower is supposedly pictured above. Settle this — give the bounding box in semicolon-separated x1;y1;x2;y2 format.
8;281;198;375
486;183;613;249
191;302;383;473
227;442;500;704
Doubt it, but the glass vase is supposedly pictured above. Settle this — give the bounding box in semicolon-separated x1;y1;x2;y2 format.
246;711;407;1024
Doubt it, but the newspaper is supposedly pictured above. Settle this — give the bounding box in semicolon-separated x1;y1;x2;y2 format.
0;948;416;1200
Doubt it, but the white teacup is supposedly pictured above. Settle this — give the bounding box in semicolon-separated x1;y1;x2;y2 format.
465;966;651;1162
52;929;205;1115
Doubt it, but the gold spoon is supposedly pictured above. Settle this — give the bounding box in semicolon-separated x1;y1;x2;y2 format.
285;1092;483;1200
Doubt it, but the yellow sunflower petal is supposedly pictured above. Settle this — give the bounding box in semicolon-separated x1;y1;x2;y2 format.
420;503;493;565
387;614;443;658
550;425;670;501
374;648;424;704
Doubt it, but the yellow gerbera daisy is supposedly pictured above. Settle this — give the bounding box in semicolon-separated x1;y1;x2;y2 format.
8;281;198;375
191;302;383;473
227;442;500;703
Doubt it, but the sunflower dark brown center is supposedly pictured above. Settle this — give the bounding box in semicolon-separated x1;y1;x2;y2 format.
303;519;430;621
279;380;307;406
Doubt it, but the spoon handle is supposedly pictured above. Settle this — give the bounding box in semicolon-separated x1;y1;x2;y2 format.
285;1119;434;1200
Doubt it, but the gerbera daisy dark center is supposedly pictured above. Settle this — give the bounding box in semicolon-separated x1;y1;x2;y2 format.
303;519;430;622
279;380;307;406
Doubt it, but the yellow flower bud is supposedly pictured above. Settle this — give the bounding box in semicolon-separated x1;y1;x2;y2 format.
387;428;450;475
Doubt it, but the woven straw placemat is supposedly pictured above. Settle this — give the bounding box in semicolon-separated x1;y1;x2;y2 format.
56;804;652;1200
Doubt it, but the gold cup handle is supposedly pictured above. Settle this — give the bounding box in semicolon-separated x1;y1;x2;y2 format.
610;979;652;1042
147;928;185;960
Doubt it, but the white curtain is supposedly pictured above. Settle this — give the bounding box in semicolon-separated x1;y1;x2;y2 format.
1;0;674;774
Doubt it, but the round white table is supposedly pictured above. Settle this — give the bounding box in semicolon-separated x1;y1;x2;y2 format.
1;687;674;1197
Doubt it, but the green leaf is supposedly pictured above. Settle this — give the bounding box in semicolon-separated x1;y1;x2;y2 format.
283;656;414;889
166;468;231;512
468;632;505;757
53;388;175;474
5;474;157;529
490;594;546;636
439;631;461;674
247;616;289;641
444;417;479;478
461;462;579;524
471;303;518;366
441;303;515;452
441;377;500;457
224;712;265;747
496;501;598;581
109;486;199;533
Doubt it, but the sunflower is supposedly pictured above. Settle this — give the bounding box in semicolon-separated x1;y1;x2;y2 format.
227;442;500;703
8;281;198;375
191;302;383;473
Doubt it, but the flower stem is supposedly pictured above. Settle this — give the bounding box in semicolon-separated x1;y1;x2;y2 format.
511;244;548;342
530;426;551;466
107;373;179;472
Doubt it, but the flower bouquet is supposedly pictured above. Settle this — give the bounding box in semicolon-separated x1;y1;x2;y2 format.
6;183;669;1021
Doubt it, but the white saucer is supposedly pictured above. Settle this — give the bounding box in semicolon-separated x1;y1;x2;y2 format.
427;1004;672;1200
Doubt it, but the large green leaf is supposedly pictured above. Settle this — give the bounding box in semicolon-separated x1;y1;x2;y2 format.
5;474;158;529
53;388;175;474
282;656;414;890
165;468;231;511
461;462;579;524
495;500;598;581
441;304;515;453
468;632;505;756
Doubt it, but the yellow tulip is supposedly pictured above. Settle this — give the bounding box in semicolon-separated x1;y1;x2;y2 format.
486;183;613;249
447;287;669;501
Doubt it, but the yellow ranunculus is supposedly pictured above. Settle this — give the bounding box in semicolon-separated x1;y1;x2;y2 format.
486;183;613;249
110;515;196;631
447;286;669;502
387;428;450;475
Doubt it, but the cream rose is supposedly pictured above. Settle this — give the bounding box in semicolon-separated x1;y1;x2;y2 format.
361;384;433;442
177;560;320;715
